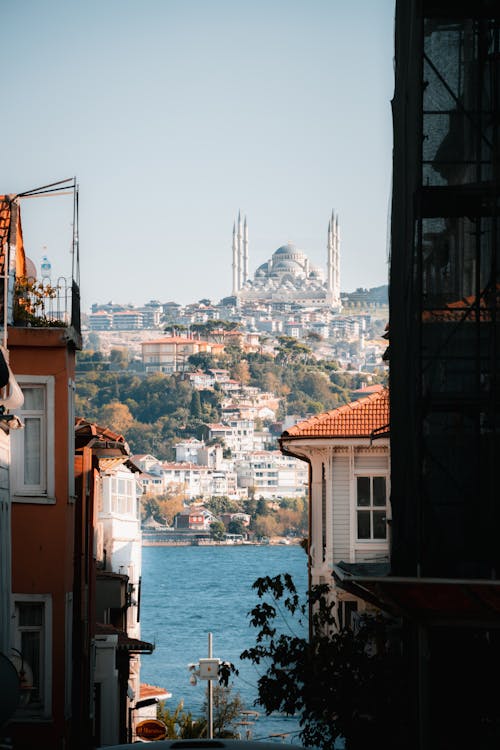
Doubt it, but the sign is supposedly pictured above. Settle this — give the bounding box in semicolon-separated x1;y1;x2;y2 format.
135;719;168;741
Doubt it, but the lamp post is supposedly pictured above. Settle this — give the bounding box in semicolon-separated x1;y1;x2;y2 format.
188;632;227;739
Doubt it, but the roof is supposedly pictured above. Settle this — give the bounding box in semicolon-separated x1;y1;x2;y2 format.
139;683;172;702
281;388;389;439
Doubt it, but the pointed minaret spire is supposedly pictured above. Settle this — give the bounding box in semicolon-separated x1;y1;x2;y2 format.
327;214;334;295
333;213;340;307
237;210;243;290
232;220;239;296
243;215;249;284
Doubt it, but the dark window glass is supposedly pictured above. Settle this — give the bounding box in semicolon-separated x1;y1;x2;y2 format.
373;477;386;506
357;511;371;539
357;477;370;506
373;511;387;539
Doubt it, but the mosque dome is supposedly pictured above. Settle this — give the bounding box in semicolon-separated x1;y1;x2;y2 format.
273;259;303;273
273;243;298;256
255;263;268;277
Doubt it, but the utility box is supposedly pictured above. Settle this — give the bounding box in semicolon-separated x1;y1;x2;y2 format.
198;658;220;680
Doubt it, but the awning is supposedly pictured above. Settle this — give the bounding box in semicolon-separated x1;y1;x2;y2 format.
332;563;500;627
95;623;155;653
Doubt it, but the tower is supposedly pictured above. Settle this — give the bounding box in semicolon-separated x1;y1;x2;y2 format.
243;216;249;284
327;210;341;308
231;221;239;296
231;212;248;295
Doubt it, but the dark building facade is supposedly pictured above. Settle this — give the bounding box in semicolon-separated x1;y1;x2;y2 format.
390;2;500;747
334;3;500;749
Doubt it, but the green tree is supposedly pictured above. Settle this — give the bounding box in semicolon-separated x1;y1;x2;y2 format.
157;700;206;738
202;685;245;738
227;519;245;536
190;390;202;418
210;520;226;541
241;575;409;750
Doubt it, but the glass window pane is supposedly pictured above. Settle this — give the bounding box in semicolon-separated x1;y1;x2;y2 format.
373;477;387;506
24;418;41;485
373;511;387;539
22;387;44;411
357;511;371;539
18;603;43;626
21;630;41;704
357;477;370;506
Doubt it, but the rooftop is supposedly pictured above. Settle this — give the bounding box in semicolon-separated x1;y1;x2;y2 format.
281;388;389;439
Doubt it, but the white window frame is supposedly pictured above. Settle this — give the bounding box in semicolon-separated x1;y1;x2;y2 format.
11;593;52;719
11;375;55;504
355;474;389;542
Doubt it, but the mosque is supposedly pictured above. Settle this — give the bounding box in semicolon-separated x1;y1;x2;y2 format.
231;212;341;309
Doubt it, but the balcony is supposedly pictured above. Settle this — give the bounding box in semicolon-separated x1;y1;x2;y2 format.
12;275;81;337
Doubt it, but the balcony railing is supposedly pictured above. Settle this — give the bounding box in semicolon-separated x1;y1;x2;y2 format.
12;276;81;335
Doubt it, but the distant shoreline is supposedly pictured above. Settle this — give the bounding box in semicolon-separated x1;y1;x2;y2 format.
142;538;301;547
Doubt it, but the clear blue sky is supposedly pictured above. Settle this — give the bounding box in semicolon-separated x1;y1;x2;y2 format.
1;0;395;311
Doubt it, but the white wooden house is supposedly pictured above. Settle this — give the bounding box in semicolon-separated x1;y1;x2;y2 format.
279;389;390;628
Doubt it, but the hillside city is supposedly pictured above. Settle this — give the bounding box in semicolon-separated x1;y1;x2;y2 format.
77;284;388;543
3;3;498;749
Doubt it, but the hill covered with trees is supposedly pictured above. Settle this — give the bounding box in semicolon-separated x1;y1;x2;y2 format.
75;342;386;458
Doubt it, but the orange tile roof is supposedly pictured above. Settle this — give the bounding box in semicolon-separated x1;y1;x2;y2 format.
282;388;389;439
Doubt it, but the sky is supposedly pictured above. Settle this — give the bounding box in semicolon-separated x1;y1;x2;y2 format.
1;0;395;311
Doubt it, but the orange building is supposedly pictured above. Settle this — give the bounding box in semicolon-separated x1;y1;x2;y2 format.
0;185;90;750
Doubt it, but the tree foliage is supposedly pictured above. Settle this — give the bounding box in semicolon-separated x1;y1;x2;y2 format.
241;574;409;750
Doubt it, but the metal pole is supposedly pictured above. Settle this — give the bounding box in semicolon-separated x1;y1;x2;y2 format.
207;632;213;739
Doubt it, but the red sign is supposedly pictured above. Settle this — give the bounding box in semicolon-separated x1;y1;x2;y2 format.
136;719;168;741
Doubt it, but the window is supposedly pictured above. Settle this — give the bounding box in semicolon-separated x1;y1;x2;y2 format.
111;475;135;516
356;476;387;540
11;376;55;502
11;594;52;718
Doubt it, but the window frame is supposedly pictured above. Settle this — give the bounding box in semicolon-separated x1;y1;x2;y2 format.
355;474;389;542
11;376;55;504
11;593;52;720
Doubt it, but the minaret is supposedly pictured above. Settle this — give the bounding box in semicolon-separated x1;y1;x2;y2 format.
243;216;249;284
327;213;334;295
237;210;243;291
327;210;341;308
333;212;341;307
232;221;239;296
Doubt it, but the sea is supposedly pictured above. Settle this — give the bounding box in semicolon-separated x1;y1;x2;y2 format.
140;543;308;745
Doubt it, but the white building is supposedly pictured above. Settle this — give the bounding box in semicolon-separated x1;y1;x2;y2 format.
235;450;308;499
231;212;341;309
279;389;390;629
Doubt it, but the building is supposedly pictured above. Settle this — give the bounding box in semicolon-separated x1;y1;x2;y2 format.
332;4;500;749
141;337;213;373
75;419;155;746
235;450;308;499
231;212;341;308
0;183;87;750
280;390;390;628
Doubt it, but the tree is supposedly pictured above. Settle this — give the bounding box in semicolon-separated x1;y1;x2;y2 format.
241;575;409;750
210;520;226;541
227;519;245;536
202;685;245;738
97;402;134;434
157;700;206;739
190;390;202;418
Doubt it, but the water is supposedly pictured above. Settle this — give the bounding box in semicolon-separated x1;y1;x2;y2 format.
140;544;308;744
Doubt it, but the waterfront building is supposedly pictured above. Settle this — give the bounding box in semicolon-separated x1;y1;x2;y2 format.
279;389;390;627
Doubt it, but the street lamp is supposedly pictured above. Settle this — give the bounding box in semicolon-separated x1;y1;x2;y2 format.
188;632;232;739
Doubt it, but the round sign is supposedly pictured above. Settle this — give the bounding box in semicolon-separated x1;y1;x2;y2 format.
135;718;168;741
